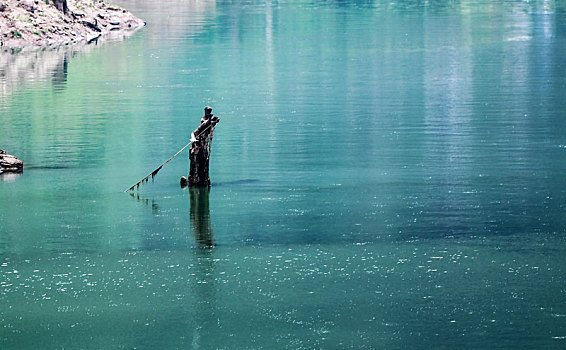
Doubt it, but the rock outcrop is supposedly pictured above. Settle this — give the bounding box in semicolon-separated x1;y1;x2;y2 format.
0;150;23;173
0;0;145;50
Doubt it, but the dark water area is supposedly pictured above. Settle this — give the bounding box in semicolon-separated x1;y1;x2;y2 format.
1;0;566;348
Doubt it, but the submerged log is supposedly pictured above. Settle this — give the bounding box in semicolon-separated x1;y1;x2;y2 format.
0;150;23;173
187;106;220;187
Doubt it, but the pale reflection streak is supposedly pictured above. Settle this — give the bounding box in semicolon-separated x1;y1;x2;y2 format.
501;5;532;161
0;172;22;183
420;4;475;234
265;1;278;153
422;5;473;172
0;47;75;98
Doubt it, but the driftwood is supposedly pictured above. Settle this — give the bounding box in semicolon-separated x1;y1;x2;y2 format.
186;106;219;187
0;150;23;173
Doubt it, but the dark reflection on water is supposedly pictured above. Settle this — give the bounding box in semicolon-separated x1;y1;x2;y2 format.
130;192;161;215
51;56;68;92
189;187;214;248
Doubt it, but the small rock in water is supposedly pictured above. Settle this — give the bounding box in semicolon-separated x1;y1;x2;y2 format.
0;150;24;173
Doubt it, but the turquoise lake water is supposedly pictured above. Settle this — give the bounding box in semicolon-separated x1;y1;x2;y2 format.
1;0;566;348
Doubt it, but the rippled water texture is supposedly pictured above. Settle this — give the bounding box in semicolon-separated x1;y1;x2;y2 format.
1;0;566;348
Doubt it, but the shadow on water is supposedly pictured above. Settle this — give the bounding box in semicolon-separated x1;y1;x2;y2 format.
23;165;73;170
189;187;214;248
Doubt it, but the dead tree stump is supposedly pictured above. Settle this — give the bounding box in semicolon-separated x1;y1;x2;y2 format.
186;106;219;187
53;0;69;15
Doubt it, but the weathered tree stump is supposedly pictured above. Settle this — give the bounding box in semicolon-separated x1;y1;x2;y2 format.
0;150;23;173
185;106;219;187
53;0;68;15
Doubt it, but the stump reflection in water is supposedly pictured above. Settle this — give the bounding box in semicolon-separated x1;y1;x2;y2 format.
189;187;214;247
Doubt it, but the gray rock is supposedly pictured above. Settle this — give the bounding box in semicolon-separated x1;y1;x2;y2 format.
0;150;23;173
0;0;145;50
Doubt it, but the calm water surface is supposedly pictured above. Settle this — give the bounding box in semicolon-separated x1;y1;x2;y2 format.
1;0;566;348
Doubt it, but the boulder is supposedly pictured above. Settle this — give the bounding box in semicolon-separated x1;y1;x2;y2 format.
0;150;23;173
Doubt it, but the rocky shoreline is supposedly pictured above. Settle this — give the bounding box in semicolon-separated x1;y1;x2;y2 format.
0;0;145;50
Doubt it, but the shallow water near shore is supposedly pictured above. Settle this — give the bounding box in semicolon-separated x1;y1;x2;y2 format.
1;0;566;348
